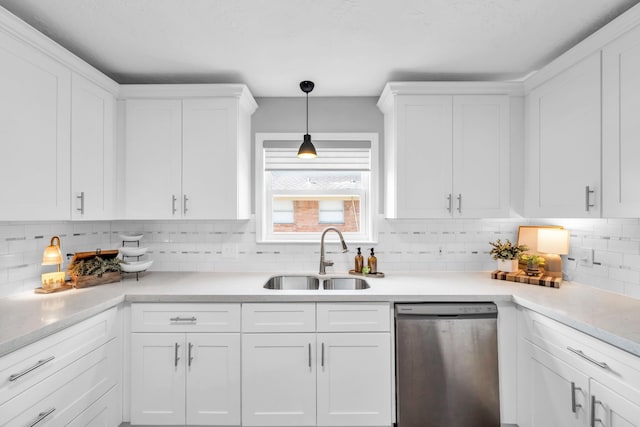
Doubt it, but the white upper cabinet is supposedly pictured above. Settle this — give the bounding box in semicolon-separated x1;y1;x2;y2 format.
124;99;183;220
378;83;513;219
0;29;71;220
182;98;250;220
392;95;453;218
525;52;602;218
120;85;257;220
603;24;640;218
453;96;510;218
71;73;116;220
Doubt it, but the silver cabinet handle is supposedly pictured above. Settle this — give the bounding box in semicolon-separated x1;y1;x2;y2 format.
172;195;177;215
183;194;189;215
308;343;311;368
321;342;325;368
590;395;603;427
188;342;194;367
174;343;180;368
585;186;595;212
170;316;197;323
446;194;452;213
76;192;85;214
457;194;462;214
9;356;55;382
567;347;609;369
571;382;582;413
27;408;55;427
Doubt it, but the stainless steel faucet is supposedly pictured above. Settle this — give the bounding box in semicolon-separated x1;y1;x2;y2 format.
319;227;348;275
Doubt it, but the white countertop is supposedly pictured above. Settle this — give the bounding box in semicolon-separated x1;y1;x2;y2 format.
1;271;639;358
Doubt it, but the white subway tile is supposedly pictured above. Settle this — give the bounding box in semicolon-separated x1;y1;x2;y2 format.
608;239;640;254
609;268;640;285
623;253;640;270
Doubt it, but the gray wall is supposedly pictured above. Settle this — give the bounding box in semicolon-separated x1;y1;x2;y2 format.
251;96;384;213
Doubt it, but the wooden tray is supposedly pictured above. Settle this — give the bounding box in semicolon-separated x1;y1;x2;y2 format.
35;284;74;294
349;270;385;278
69;249;121;288
491;270;561;288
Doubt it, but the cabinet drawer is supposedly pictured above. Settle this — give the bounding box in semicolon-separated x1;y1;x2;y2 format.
524;309;640;393
67;383;120;427
0;338;118;426
317;303;390;332
242;303;316;332
131;303;240;332
0;307;117;406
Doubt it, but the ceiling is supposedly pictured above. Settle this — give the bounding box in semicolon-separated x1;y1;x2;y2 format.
1;0;639;97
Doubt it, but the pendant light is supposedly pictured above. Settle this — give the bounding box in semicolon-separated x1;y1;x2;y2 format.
297;80;317;158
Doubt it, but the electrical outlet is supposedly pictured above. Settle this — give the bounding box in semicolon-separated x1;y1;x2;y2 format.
222;244;238;259
579;248;594;267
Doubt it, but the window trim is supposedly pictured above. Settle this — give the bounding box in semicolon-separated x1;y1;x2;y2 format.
256;132;378;243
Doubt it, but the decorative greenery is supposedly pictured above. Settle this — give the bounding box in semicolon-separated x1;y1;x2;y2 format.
489;239;528;260
520;253;546;266
68;256;121;277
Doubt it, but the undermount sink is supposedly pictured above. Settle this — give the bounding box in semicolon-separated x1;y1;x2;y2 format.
264;275;320;290
323;277;370;290
263;275;369;290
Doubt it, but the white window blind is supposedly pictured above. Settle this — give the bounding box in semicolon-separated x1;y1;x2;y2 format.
263;141;371;171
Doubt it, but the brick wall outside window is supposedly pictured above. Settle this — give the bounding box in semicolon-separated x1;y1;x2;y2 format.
274;200;360;232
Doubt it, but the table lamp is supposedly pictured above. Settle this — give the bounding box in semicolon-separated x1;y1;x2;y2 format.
41;236;65;290
537;228;570;279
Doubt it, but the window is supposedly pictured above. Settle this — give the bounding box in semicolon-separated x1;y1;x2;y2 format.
319;200;345;224
256;133;377;242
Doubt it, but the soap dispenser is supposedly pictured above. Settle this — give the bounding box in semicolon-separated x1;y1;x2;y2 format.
354;247;364;273
368;248;377;274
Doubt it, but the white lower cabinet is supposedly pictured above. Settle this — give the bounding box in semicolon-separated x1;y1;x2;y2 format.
242;333;317;426
130;332;241;425
0;307;121;426
241;303;392;427
518;308;640;427
316;333;391;426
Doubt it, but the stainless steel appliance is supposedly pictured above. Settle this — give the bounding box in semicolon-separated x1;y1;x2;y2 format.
395;303;501;427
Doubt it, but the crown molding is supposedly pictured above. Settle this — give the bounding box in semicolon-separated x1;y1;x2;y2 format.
0;6;119;94
524;2;640;92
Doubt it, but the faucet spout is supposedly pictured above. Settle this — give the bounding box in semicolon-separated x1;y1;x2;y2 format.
319;227;348;275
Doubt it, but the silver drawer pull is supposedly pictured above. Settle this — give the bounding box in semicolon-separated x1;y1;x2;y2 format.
27;407;55;427
567;346;609;369
170;316;197;323
9;356;55;382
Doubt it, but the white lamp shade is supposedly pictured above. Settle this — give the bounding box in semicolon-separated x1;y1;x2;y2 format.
537;228;570;255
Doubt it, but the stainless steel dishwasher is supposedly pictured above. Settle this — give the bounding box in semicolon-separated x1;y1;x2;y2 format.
395;303;501;427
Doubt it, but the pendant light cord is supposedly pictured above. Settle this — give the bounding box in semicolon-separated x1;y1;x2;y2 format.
306;92;309;134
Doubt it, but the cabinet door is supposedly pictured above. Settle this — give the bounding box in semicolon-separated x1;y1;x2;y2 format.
392;95;453;218
124;99;182;219
603;24;640;217
71;73;115;220
186;333;241;426
591;380;640;427
130;333;186;425
0;30;71;220
242;333;316;426
453;95;510;218
520;341;589;427
316;333;391;426
526;52;601;218
183;98;246;219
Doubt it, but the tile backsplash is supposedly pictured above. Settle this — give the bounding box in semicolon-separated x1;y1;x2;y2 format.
1;217;638;299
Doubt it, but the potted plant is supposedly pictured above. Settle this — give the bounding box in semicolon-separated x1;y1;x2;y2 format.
489;239;528;272
520;253;546;276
